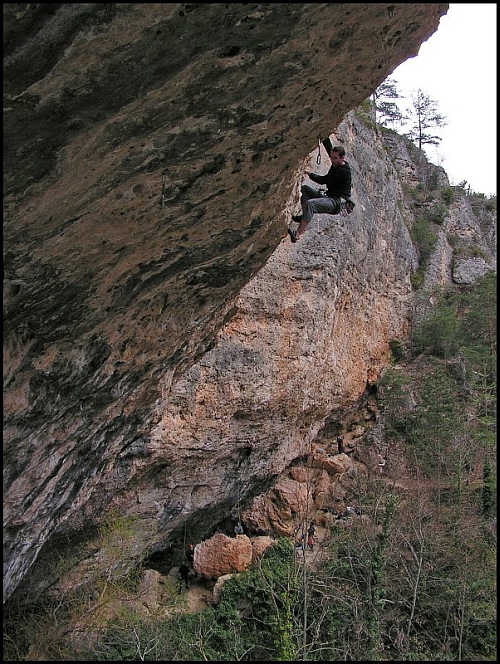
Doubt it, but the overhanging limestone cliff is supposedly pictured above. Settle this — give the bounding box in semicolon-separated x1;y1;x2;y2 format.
3;3;448;603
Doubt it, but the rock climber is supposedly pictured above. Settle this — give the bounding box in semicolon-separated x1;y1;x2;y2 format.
178;564;190;593
186;542;195;564
288;142;355;243
377;454;386;473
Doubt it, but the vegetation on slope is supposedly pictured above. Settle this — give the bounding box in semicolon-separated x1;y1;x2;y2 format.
4;272;495;661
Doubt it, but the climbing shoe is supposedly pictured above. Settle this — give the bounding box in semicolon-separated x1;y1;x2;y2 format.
287;228;298;243
291;214;303;223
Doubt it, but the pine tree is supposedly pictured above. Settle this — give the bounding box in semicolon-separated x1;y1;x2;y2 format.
371;78;407;129
405;88;447;151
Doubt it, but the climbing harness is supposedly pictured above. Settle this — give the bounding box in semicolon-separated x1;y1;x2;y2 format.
340;198;356;217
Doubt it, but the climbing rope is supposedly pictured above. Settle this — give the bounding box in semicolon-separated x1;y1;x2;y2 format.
314;136;322;231
316;135;322;165
160;170;168;208
237;477;241;522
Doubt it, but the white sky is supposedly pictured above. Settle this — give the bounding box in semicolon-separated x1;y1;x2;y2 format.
389;3;496;197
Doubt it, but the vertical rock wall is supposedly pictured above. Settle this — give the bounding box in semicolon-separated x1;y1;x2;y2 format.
3;3;450;604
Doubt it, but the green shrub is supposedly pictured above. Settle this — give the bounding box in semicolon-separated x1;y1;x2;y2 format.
410;217;437;266
440;187;454;205
410;268;424;290
388;338;406;362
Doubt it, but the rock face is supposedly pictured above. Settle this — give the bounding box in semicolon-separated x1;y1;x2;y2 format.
193;533;275;580
194;534;253;579
242;448;365;537
3;3;455;605
251;536;275;560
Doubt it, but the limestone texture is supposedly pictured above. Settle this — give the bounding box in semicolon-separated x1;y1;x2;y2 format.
193;533;253;579
3;3;463;605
